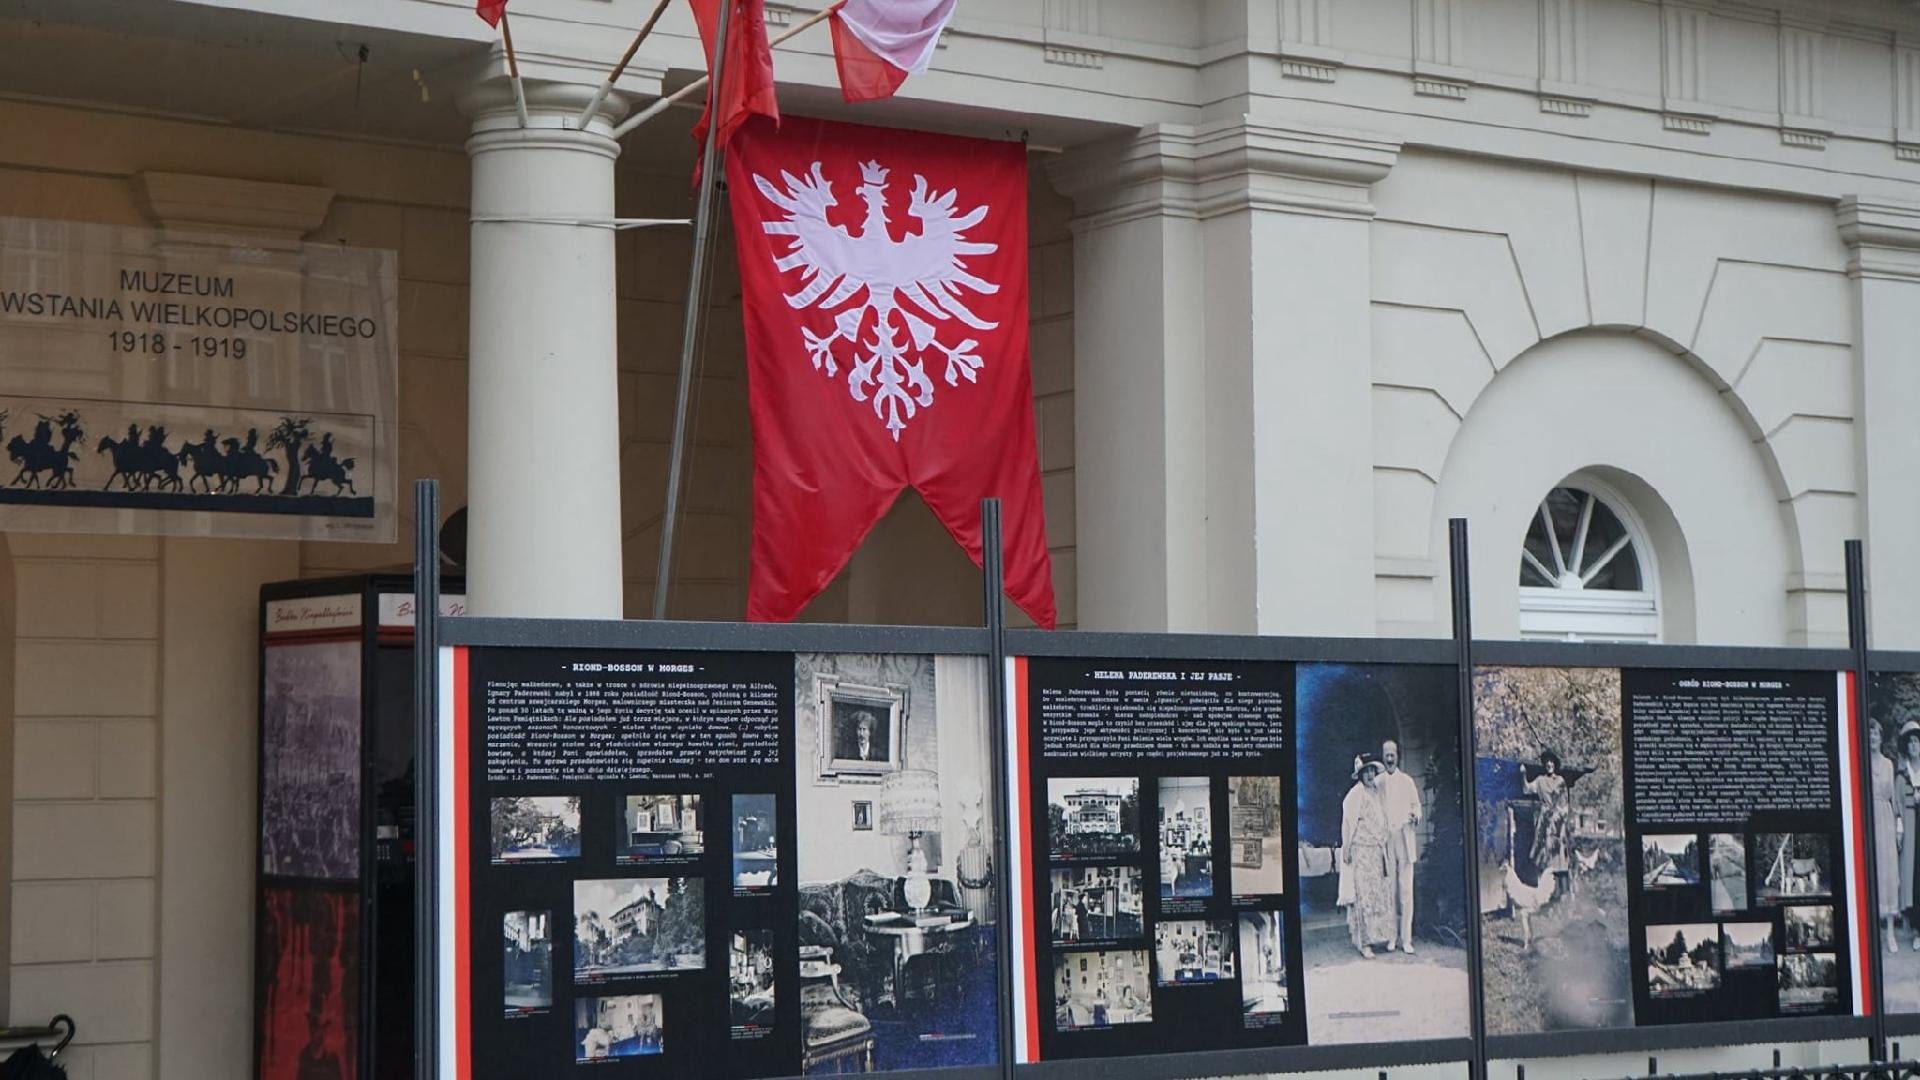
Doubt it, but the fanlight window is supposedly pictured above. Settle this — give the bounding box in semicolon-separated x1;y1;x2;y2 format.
1518;485;1658;642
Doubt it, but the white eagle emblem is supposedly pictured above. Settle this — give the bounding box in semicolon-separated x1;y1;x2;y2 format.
752;159;1000;439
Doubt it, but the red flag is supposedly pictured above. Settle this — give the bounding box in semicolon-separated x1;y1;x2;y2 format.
476;0;507;27
689;0;778;166
726;116;1056;628
830;0;955;102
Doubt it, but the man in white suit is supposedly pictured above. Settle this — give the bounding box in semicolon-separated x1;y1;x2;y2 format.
1380;739;1422;953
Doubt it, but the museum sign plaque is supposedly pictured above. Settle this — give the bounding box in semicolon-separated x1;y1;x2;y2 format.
0;214;398;541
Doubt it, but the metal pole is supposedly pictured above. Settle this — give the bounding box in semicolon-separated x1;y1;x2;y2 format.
412;479;443;1080
651;0;733;619
1847;538;1890;1060
1450;518;1490;1080
980;498;1018;1080
574;0;674;129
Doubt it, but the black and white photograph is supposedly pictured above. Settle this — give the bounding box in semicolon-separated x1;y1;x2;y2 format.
1474;665;1631;1035
617;794;702;862
1158;776;1214;899
731;794;778;890
1755;833;1832;903
1871;673;1920;1012
1051;865;1145;943
573;878;706;980
1721;922;1775;970
261;639;361;879
806;657;909;781
794;652;1001;1073
830;701;896;769
1052;950;1153;1031
1642;834;1701;888
1645;923;1722;998
573;994;665;1061
1710;833;1748;913
1783;905;1835;951
502;910;552;1016
1238;911;1289;1024
1048;777;1140;859
489;796;581;864
1228;775;1286;897
729;930;775;1034
1153;918;1236;986
1778;952;1840;1011
1297;662;1469;1044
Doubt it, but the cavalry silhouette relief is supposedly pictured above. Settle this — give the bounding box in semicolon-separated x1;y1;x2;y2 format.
0;408;372;517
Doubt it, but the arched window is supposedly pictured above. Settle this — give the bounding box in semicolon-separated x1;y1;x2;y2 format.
1517;480;1660;642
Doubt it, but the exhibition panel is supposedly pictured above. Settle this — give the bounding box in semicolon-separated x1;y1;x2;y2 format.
420;612;1887;1080
1002;634;1473;1078
1469;643;1871;1058
432;620;1003;1080
1867;653;1920;1035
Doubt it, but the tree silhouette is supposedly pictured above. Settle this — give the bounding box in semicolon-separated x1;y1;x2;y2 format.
266;416;312;495
1664;929;1689;965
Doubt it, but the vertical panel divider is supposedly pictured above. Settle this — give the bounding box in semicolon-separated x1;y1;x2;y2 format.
1846;538;1889;1059
980;497;1019;1080
414;478;442;1080
1452;517;1490;1080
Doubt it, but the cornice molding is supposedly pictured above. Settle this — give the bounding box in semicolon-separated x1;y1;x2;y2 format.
1837;196;1920;281
1048;117;1400;228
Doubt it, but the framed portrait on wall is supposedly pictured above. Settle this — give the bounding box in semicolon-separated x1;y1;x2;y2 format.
811;675;906;782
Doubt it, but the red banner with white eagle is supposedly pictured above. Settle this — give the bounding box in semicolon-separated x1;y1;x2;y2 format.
726;115;1056;628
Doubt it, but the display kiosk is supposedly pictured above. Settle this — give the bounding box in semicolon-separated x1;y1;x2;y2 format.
254;573;463;1080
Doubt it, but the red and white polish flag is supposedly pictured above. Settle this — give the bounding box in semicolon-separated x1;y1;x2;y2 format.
726;115;1057;628
829;0;957;102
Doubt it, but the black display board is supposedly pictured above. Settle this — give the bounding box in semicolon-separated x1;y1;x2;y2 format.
434;622;1005;1080
1471;643;1872;1059
424;616;1886;1080
1867;655;1920;1034
1003;633;1474;1080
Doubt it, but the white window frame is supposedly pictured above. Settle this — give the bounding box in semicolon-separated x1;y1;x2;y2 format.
1517;475;1661;643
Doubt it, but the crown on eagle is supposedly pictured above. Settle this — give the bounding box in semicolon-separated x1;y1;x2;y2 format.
859;161;889;186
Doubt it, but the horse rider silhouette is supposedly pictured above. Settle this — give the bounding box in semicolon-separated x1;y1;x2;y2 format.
300;432;357;496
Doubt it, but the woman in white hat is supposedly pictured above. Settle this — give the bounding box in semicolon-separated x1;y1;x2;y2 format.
1872;719;1901;951
1899;718;1920;948
1339;753;1396;958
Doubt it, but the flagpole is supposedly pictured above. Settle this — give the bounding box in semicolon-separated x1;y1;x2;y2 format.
651;0;733;620
611;3;840;140
499;11;530;127
574;0;674;129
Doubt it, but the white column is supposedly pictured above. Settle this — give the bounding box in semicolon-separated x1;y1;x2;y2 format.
463;79;630;617
1052;118;1397;635
1048;130;1207;631
1839;197;1920;649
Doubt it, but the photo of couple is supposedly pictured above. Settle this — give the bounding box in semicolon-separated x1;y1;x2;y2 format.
1336;744;1422;960
1296;662;1468;1045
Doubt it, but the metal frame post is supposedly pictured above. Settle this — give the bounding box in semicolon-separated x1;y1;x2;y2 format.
1451;518;1491;1080
1848;538;1890;1060
980;498;1019;1080
413;479;443;1080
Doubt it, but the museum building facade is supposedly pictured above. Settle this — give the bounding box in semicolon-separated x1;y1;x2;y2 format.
2;0;1920;1077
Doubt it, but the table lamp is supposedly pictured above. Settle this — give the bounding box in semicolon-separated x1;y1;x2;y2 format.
879;768;942;913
